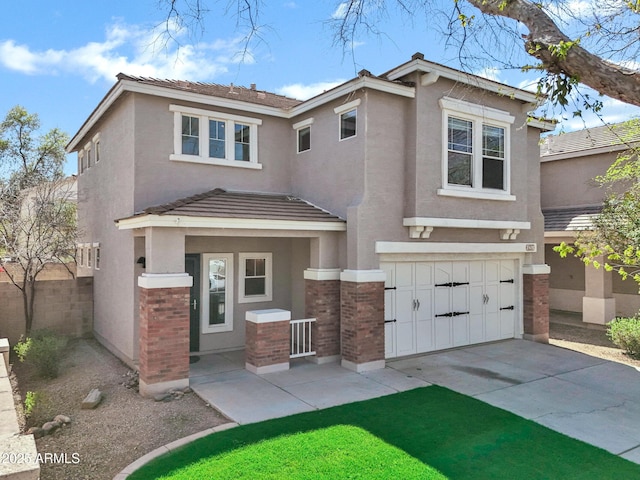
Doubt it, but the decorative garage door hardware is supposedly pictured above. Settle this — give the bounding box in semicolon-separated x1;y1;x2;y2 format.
500;279;515;283
435;311;470;317
412;299;421;310
385;319;397;323
500;305;515;311
434;281;470;287
384;286;396;290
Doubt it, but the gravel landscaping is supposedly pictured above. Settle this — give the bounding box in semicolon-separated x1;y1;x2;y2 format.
10;338;228;480
9;312;639;480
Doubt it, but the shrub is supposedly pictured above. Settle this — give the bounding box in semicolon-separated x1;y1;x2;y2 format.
13;331;68;378
24;391;40;418
607;316;640;357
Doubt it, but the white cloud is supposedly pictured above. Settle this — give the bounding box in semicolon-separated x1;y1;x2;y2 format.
0;19;253;83
276;80;346;100
282;2;298;8
332;3;349;19
474;67;501;83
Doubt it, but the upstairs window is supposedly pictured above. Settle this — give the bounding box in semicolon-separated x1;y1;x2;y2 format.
181;115;200;155
171;105;262;169
439;97;514;201
293;117;313;153
334;99;360;141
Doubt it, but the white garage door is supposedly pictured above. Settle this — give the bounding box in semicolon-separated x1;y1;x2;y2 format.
382;260;517;359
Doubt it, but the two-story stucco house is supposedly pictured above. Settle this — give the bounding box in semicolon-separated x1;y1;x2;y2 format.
67;53;554;397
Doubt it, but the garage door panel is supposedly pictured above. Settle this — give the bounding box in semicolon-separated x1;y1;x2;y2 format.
384;259;519;358
384;322;396;358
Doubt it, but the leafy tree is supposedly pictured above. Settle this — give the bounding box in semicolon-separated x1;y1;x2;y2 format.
555;119;640;285
157;0;640;108
0;106;76;335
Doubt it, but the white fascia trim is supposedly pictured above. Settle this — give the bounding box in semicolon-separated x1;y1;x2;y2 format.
541;144;632;162
138;273;193;289
440;97;515;124
303;268;341;281
169;104;263;125
527;118;556;132
545;231;579;237
116;214;347;232
522;264;551;275
291;77;414;117
334;98;362;115
245;308;291;323
386;59;539;103
292;117;314;130
436;189;516;202
404;217;530;230
340;269;386;283
375;242;538;254
169;154;263;169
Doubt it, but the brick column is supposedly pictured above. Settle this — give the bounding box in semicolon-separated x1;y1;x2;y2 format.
138;273;192;398
340;270;386;372
245;309;291;374
304;269;341;364
523;265;550;343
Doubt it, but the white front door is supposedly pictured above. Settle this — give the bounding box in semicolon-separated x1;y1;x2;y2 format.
383;259;518;359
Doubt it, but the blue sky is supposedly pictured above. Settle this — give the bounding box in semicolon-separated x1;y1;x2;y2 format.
2;1;639;175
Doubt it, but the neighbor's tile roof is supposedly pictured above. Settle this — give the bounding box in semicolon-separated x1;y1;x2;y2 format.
117;73;302;110
138;188;345;222
541;122;640;158
542;206;602;231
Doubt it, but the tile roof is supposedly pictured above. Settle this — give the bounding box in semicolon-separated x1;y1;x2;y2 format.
541;122;640;158
138;188;345;223
117;73;302;110
542;206;602;232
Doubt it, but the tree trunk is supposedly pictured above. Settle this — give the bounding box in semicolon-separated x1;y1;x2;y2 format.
468;0;640;107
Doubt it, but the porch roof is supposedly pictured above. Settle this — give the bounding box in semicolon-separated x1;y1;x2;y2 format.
115;188;347;231
542;205;602;232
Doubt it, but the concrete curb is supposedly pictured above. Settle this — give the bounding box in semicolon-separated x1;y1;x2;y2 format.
112;422;238;479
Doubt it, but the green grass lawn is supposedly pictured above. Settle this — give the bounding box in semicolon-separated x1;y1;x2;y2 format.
130;386;640;480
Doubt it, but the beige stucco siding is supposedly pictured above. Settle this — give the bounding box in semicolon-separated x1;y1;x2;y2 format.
185;236;309;353
76;94;138;365
541;154;612;209
131;94;294;211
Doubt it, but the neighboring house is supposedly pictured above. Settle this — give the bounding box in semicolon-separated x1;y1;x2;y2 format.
67;52;554;397
541;123;640;324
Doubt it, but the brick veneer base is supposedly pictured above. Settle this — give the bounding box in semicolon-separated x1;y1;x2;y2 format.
139;286;190;397
523;273;549;343
305;279;341;359
245;320;290;372
340;280;385;367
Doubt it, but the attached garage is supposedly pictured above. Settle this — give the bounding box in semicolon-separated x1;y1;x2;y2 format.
381;258;520;358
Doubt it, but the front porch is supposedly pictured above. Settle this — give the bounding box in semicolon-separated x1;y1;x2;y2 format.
188;349;426;425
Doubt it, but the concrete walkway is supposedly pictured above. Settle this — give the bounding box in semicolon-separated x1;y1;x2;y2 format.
190;339;640;465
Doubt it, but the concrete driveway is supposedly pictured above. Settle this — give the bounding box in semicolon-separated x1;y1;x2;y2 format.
190;339;640;464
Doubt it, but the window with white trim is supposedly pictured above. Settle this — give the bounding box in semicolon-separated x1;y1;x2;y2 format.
293;118;313;153
84;142;92;169
94;134;101;163
439;97;514;201
238;253;272;303
170;105;262;169
87;246;92;268
78;151;85;174
202;253;234;333
94;245;101;270
77;245;84;266
334;99;360;141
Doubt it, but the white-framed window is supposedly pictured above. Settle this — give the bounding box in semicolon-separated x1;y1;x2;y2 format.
293;117;313;153
438;97;515;201
84;142;92;169
77;245;84;266
78;151;85;174
202;253;234;333
238;253;272;303
334;99;360;141
87;246;92;268
93;243;100;270
170;105;263;170
93;133;101;163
